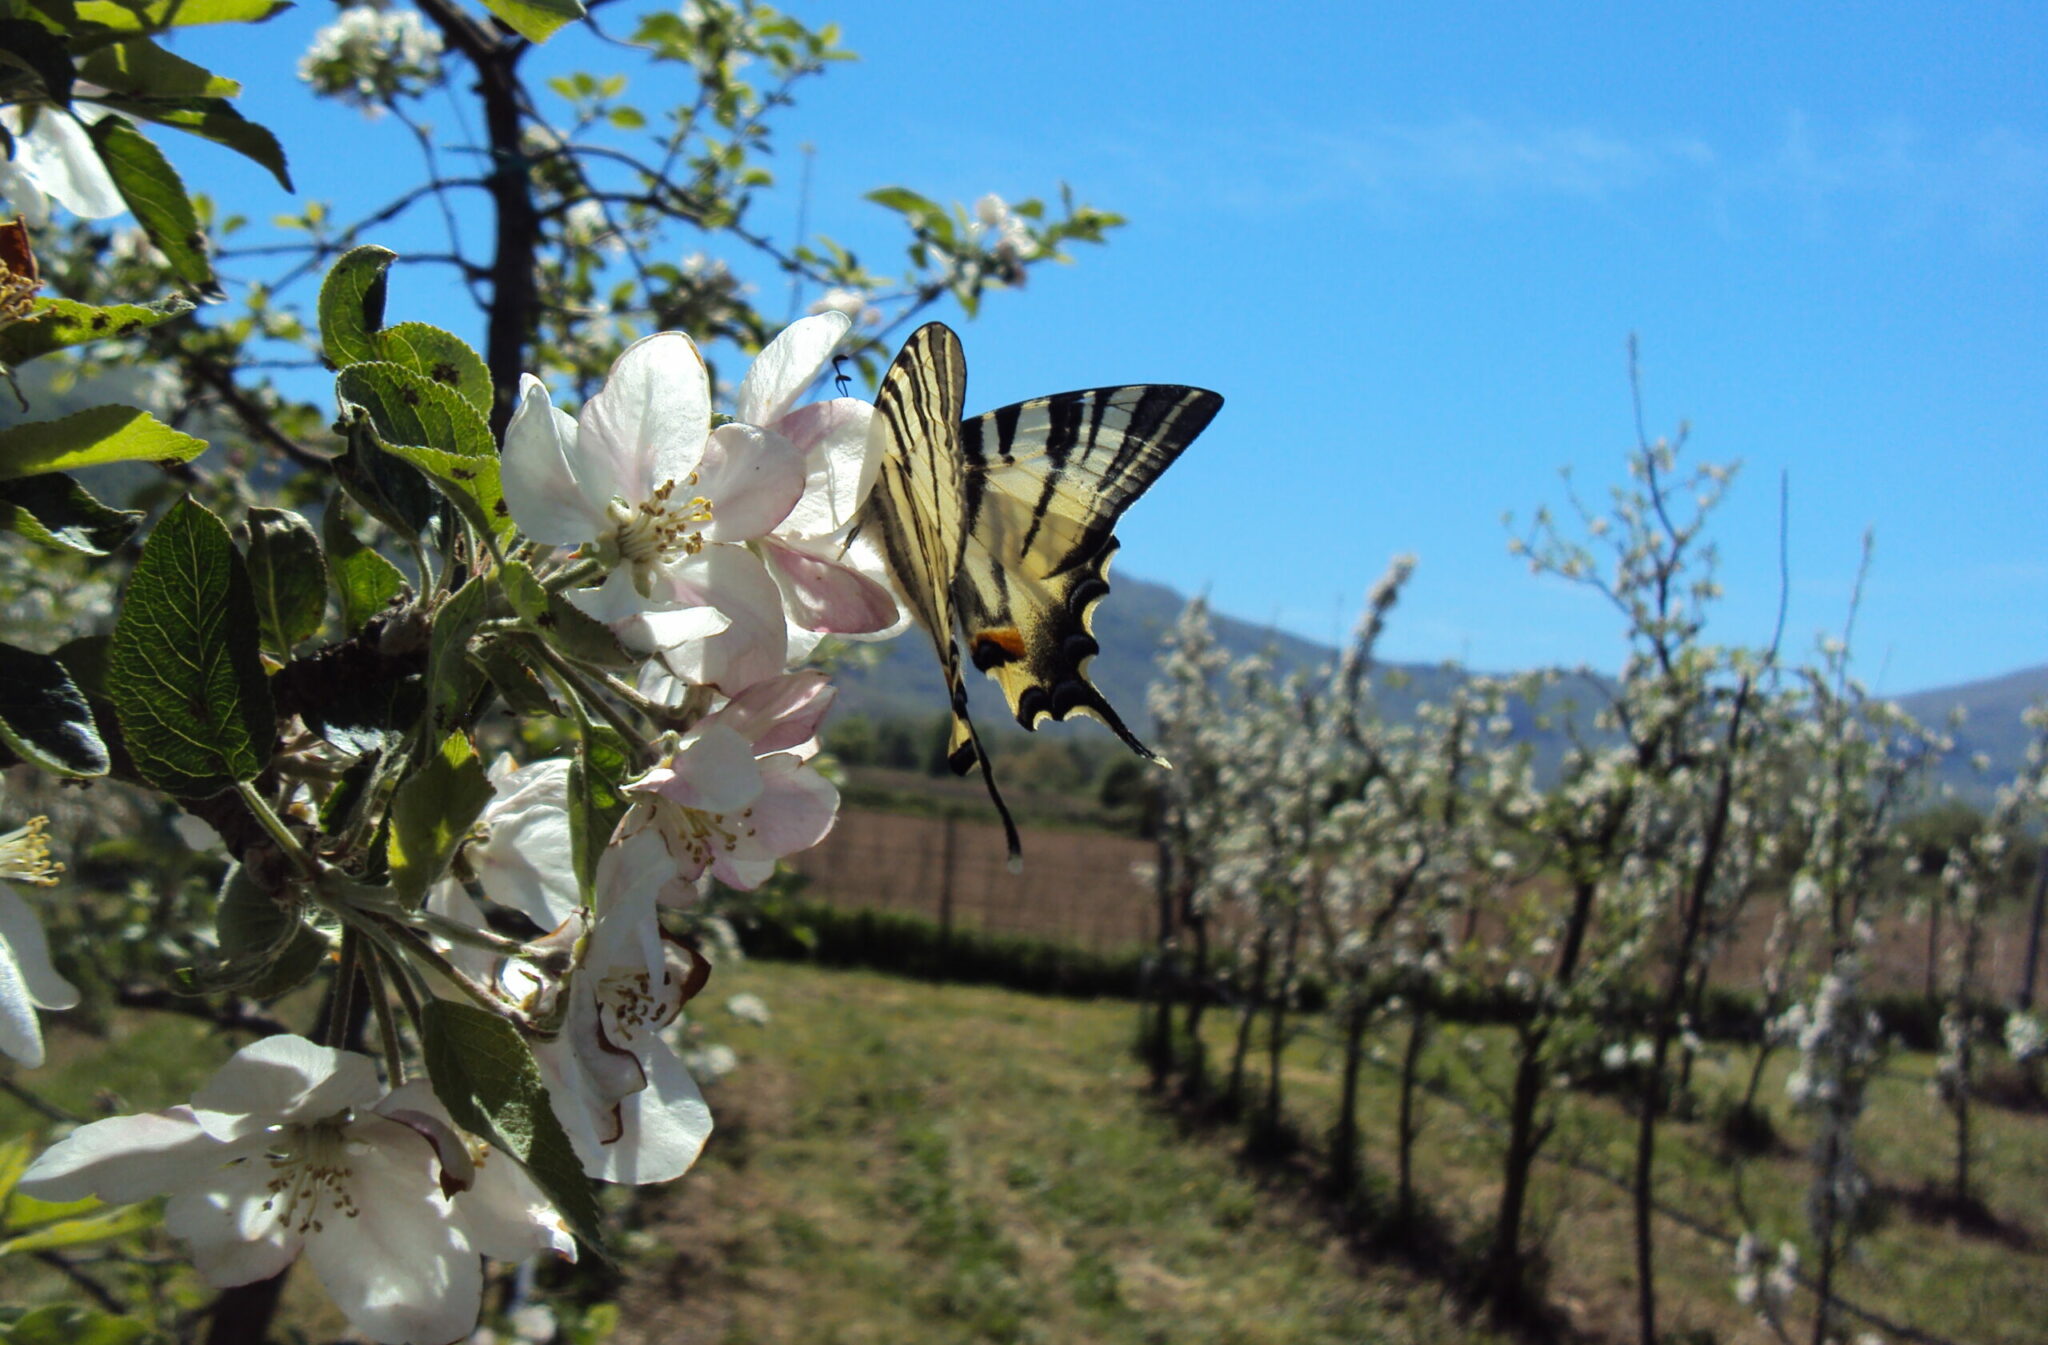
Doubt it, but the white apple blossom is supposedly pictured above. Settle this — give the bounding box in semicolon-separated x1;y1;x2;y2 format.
0;803;79;1068
16;1037;552;1345
297;5;443;113
0;104;124;227
504;849;714;1185
443;754;582;932
502;332;802;692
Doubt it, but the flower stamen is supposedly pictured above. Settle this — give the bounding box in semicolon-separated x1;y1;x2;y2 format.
0;816;60;887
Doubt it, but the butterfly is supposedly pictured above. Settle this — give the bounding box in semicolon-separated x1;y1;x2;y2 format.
854;321;1223;863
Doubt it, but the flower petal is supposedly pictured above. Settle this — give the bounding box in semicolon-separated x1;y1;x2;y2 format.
304;1115;482;1345
580;333;710;502
0;887;75;1015
501;375;605;546
774;399;877;537
736;311;849;427
644;548;788;695
468;759;581;930
7;106;124;220
711;670;836;753
760;536;902;636
19;1106;235;1204
696;423;805;542
638;724;762;816
585;1039;711;1186
165;1175;300;1289
191;1036;383;1138
457;1145;575;1263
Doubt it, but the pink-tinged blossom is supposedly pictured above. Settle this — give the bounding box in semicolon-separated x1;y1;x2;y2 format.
0;804;78;1068
16;1037;541;1345
731;312;906;655
500;332;802;686
615;671;840;896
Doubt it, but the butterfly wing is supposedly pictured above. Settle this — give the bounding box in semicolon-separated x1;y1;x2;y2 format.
952;385;1224;756
860;322;1022;858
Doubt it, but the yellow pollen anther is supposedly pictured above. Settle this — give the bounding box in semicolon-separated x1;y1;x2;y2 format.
0;817;60;887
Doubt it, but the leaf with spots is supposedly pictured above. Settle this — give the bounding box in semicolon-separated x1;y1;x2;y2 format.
318;246;395;369
0;295;193;370
88;115;219;301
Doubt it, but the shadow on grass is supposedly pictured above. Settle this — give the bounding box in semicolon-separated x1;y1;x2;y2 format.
1879;1180;2037;1251
1148;1069;1591;1345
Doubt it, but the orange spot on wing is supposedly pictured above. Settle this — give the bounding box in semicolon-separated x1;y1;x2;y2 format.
975;627;1027;659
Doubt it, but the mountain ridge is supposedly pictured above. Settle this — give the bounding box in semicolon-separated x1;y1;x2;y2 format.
827;574;2045;804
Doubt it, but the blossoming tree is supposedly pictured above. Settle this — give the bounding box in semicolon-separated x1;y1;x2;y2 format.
0;2;1126;1340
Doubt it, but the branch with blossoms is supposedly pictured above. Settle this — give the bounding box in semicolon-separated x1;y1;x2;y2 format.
0;247;914;1343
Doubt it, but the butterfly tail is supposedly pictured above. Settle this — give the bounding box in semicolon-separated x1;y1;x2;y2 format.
943;648;1023;870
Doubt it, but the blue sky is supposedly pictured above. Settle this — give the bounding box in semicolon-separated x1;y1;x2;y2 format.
167;3;2045;694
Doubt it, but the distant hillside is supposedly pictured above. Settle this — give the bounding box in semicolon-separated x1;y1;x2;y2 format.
1896;664;2048;802
827;574;2044;808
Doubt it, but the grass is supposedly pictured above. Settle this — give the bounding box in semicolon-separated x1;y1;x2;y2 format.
2;961;2036;1345
610;960;1512;1345
1177;1002;2048;1345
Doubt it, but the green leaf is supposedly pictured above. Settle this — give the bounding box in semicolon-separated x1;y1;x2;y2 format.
206;861;329;998
320;497;407;632
0;472;141;555
93;93;291;192
420;1000;607;1259
382;441;513;548
0;1304;152;1345
386;731;492;907
0;294;193;369
472;632;556;717
0;1203;157;1256
476;0;584;43
373;322;493;417
424;577;488;739
242;506;326;654
88;114;219;300
335;362;494;460
318;245;396;369
338;362;506;545
0;1137;33;1208
568;722;632;898
499;560;634;667
0;642;109;777
333;405;437;540
77;37;240;98
0;23;74;107
105;496;273;797
71;0;291;33
864;186;942;218
0;404;204;480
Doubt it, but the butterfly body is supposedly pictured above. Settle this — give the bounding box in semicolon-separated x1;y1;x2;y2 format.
856;322;1222;861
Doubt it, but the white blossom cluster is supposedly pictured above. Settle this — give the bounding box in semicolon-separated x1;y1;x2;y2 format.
297;5;445;113
16;312;911;1344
